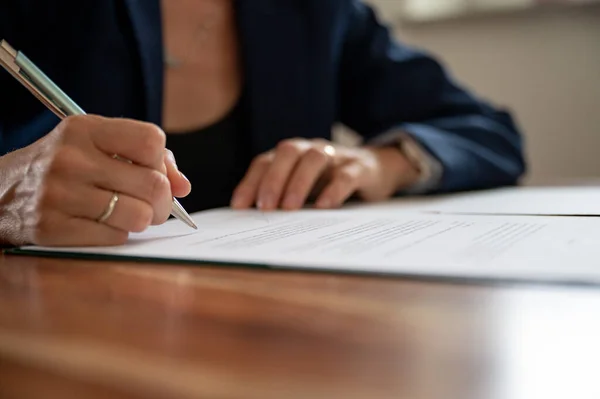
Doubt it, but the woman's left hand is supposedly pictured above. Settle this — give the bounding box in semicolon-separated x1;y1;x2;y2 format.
231;138;421;211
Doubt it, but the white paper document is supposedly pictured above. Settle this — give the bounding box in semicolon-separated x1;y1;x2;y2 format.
18;208;600;285
415;186;600;216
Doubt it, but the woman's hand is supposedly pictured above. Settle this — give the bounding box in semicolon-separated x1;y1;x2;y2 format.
0;115;191;247
231;138;420;211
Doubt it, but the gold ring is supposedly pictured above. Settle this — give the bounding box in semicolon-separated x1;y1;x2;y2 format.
97;192;119;223
112;154;132;164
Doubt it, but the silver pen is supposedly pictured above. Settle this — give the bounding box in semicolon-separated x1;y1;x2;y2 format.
0;40;198;230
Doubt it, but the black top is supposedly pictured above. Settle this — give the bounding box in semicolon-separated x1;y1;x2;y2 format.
166;102;251;214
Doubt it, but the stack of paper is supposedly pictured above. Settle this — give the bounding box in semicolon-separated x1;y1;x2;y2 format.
12;185;600;285
420;186;600;216
350;186;600;216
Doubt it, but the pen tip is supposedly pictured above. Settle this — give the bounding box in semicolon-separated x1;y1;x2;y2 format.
186;217;198;230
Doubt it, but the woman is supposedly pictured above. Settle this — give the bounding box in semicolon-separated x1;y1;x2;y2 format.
0;0;525;246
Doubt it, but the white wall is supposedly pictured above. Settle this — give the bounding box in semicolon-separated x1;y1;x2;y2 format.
366;1;600;183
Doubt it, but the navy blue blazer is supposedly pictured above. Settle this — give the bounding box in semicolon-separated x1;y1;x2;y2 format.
0;0;525;192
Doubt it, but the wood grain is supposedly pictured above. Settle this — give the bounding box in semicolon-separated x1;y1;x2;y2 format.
1;254;599;399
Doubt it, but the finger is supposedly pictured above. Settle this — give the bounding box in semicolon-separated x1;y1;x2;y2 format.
231;153;272;209
165;150;191;198
60;115;166;169
34;211;128;247
282;147;331;210
257;140;309;210
315;163;363;209
90;154;173;224
40;178;155;233
92;191;154;232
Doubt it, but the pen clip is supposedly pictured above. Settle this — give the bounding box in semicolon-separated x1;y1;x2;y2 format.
0;40;67;119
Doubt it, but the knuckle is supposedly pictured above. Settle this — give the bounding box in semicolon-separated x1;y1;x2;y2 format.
139;124;166;159
48;146;80;176
143;170;170;203
252;153;272;168
56;115;93;144
276;139;303;156
59;115;87;135
149;124;167;147
129;203;153;233
306;147;328;163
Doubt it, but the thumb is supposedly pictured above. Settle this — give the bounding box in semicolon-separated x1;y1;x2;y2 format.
164;149;191;198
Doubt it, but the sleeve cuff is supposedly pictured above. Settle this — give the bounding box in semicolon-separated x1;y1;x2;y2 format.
367;129;444;194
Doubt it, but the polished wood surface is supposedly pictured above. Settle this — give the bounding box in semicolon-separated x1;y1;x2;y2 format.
1;254;599;399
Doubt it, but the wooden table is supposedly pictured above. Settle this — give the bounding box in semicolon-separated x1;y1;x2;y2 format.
1;254;599;399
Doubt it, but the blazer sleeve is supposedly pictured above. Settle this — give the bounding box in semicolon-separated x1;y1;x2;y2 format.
337;0;526;193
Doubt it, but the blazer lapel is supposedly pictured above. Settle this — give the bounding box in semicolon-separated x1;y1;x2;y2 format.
123;0;164;125
236;0;311;154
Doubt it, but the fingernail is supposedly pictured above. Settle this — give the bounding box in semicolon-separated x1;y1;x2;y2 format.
166;150;178;170
179;171;190;183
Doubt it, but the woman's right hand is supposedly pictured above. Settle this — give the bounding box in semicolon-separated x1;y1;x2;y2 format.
0;115;191;247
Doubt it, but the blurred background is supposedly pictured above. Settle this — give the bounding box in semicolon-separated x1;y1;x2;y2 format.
342;0;600;185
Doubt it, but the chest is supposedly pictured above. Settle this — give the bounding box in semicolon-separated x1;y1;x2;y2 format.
160;0;242;132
